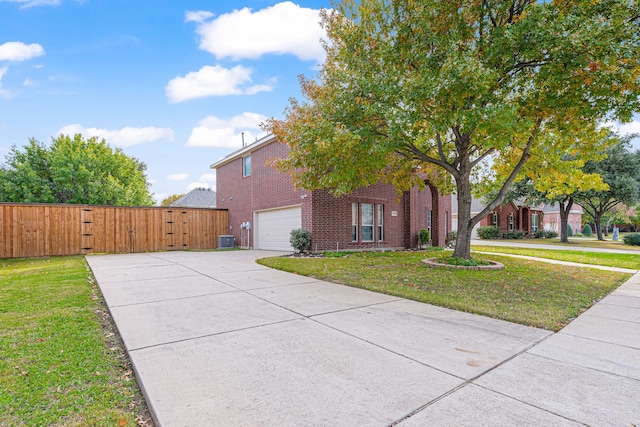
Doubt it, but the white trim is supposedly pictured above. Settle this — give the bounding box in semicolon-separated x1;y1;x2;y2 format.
210;134;277;169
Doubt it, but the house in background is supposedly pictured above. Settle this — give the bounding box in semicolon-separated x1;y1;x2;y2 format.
170;187;217;208
211;134;451;252
452;197;545;237
543;203;583;234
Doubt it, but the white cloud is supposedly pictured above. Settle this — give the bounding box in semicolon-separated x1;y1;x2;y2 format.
0;67;15;99
0;42;45;61
185;10;214;23
23;78;35;87
187;182;213;191
198;173;216;183
165;65;273;103
167;173;189;181
186;112;268;148
57;124;175;147
192;2;326;62
1;0;82;8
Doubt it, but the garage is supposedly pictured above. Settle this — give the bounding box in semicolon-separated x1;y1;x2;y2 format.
254;206;302;251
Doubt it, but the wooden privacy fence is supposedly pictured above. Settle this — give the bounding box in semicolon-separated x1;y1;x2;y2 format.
0;203;229;259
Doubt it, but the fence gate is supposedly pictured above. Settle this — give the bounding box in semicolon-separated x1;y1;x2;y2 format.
81;207;94;254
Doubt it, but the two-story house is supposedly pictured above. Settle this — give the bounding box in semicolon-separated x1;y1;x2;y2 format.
211;134;451;252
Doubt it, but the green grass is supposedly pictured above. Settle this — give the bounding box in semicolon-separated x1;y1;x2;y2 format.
0;257;149;426
471;245;640;270
495;235;640;251
258;250;631;331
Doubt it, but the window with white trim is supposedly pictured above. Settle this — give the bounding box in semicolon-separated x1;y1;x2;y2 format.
509;213;514;231
427;210;432;232
242;156;251;177
377;204;384;241
492;213;498;227
352;203;358;242
531;213;539;233
361;203;374;242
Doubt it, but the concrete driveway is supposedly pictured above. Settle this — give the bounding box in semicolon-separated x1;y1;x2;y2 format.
86;250;640;426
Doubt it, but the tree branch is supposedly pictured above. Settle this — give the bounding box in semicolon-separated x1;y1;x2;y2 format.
471;117;542;227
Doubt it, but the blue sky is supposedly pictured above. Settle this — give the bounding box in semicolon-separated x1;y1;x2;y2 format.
1;0;639;204
0;0;330;203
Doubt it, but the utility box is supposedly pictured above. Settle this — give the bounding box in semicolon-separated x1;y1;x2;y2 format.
218;235;235;248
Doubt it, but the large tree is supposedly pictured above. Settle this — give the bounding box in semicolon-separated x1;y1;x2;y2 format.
0;134;154;206
266;0;640;259
576;137;640;240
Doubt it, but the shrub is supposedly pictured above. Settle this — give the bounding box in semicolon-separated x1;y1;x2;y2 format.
289;228;311;253
544;230;558;238
446;230;457;243
583;224;592;237
533;230;545;238
567;224;573;237
418;228;431;247
623;233;640;246
503;230;524;239
477;225;500;239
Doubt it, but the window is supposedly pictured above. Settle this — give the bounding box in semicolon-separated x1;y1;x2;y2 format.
361;203;374;242
509;213;514;231
242;156;251;177
427;210;432;232
492;213;498;227
352;203;358;242
531;213;539;233
377;205;384;241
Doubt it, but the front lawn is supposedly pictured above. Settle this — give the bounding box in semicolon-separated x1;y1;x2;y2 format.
0;257;151;426
471;245;640;270
487;236;640;251
258;250;631;331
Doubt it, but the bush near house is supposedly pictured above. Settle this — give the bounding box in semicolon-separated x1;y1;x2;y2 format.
623;233;640;246
583;224;592;237
418;229;431;248
290;228;312;253
477;225;501;239
504;230;524;239
568;225;574;237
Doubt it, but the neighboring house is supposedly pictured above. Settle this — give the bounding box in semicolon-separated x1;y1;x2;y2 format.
170;188;217;208
452;197;544;237
211;134;451;251
543;202;583;234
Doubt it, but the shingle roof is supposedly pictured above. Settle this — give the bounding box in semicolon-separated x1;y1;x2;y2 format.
170;188;217;208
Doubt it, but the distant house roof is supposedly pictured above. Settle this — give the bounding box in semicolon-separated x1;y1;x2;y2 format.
170;188;217;208
451;196;486;214
542;202;583;214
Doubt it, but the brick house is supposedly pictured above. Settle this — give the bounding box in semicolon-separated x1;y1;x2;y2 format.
211;134;451;252
452;197;544;237
543;203;583;234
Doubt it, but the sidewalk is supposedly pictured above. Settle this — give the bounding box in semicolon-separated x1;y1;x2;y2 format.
471;238;640;255
87;250;640;426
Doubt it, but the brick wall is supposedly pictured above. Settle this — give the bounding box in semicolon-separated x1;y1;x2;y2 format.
215;138;452;250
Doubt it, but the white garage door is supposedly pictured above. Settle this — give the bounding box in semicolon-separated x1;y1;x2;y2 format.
255;206;301;251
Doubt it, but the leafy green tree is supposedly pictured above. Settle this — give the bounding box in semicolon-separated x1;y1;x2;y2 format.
266;0;640;259
0;134;154;206
160;193;185;206
575;137;640;240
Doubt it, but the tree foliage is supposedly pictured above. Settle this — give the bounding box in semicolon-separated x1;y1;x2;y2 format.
266;0;640;258
0;134;154;206
575;136;640;239
160;193;185;206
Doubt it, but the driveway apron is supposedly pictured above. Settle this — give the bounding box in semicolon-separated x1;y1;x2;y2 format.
86;250;640;426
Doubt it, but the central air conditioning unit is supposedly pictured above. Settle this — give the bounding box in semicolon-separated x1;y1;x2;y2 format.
218;235;235;248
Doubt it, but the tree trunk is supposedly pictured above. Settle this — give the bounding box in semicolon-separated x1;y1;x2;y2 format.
559;198;574;243
594;212;604;240
453;182;473;259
